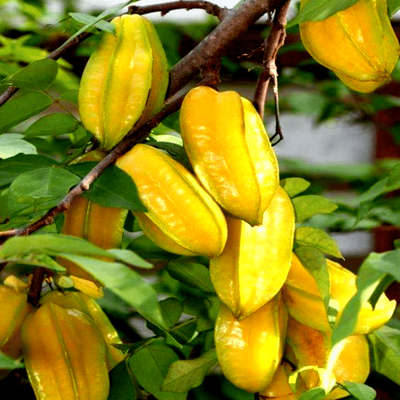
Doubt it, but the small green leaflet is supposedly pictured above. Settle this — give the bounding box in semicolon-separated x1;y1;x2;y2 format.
69;13;116;35
368;325;400;385
280;177;310;198
162;349;218;393
1;59;58;90
291;195;338;222
295;226;343;259
7;166;80;219
25;113;78;137
298;387;327;400
0;353;23;370
0;154;58;187
108;361;137;400
0;133;37;159
107;248;153;269
288;0;361;27
59;253;168;332
388;0;400;16
129;343;187;400
167;260;215;293
159;297;183;330
0;92;53;133
341;382;376;400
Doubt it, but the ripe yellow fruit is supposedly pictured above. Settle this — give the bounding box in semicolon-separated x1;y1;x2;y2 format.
22;302;110;400
79;14;169;150
215;294;287;393
116;144;227;258
180;86;279;226
282;254;396;334
300;0;400;93
210;186;294;319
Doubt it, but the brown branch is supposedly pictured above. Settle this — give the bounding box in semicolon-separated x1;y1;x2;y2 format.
168;0;278;96
129;1;228;21
253;0;291;119
0;31;91;107
27;267;46;307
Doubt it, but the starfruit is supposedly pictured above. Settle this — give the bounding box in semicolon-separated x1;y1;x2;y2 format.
116;144;227;258
0;284;33;359
79;14;169;150
282;254;396;334
59;150;128;283
215;294;287;393
258;362;296;400
285;317;370;399
180;86;279;226
22;302;110;400
210;185;294;319
299;0;400;93
39;291;124;370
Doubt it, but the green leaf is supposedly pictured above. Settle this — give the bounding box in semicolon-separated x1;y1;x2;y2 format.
67;163;146;211
0;154;58;187
298;387;327;400
341;382;376;400
59;253;168;331
288;0;360;27
162;349;218;393
167;260;215;293
109;361;137;400
168;319;197;344
295;227;343;258
25;113;78;137
1;234;112;259
107;248;153;269
295;246;335;327
1;59;58;90
0;352;23;370
360;249;400;282
127;234;177;260
0;92;52;133
129;343;187;400
292;195;338;222
388;0;400;16
150;142;192;172
62;1;132;49
69;13;116;34
280;177;310;198
7;167;80;219
17;253;66;272
368;325;400;385
0;133;37;158
160;297;183;330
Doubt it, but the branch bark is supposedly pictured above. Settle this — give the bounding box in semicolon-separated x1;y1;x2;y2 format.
129;0;228;20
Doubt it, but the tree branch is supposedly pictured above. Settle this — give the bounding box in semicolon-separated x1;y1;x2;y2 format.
253;0;291;119
168;0;279;96
129;0;228;21
0;31;91;107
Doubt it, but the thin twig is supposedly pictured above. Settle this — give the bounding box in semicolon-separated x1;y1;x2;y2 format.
27;267;46;307
0;31;91;107
253;0;291;143
129;0;228;21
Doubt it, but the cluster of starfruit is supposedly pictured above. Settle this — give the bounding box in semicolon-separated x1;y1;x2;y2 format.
299;0;400;93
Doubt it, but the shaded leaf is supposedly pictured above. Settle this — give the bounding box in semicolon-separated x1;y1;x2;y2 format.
109;361;137;400
0;92;52;133
160;297;183;330
25;113;78;137
292;195;338;222
129;343;187;400
280;177;310;198
295;227;343;258
167;260;215;293
388;0;400;16
0;353;23;370
162;349;218;393
1;59;58;90
341;382;376;400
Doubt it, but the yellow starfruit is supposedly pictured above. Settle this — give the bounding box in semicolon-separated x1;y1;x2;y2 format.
258;362;296;400
285;317;370;399
214;294;287;393
180;86;279;226
39;291;125;370
299;0;400;93
22;302;110;400
79;14;169;150
210;185;294;319
116;144;227;258
282;254;396;334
